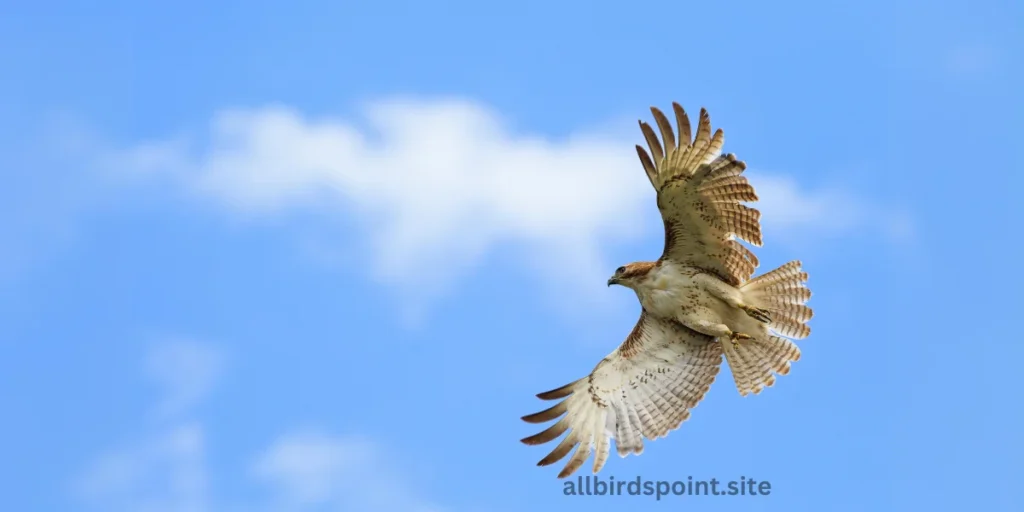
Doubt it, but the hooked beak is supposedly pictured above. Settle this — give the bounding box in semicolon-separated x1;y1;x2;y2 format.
607;277;619;287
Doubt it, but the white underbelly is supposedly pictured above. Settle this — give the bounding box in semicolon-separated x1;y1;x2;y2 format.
638;265;745;332
638;269;715;317
641;288;686;319
642;286;723;316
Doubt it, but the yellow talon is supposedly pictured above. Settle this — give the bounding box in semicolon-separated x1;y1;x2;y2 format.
729;331;752;347
741;305;772;323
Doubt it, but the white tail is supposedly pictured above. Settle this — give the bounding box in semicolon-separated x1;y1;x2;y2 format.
724;261;813;396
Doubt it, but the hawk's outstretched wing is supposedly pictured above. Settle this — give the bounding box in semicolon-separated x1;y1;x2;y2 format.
635;103;762;286
520;312;722;478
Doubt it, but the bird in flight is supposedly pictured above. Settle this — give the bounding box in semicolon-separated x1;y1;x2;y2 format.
520;103;813;479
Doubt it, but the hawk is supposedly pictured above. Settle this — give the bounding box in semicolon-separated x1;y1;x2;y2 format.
520;103;813;478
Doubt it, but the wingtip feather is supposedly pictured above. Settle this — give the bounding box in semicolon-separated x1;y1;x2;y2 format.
536;380;578;400
521;401;568;424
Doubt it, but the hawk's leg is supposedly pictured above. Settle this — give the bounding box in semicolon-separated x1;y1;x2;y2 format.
682;317;752;346
683;318;732;337
691;272;772;323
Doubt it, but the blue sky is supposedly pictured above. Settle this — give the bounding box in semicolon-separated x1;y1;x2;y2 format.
1;0;1021;510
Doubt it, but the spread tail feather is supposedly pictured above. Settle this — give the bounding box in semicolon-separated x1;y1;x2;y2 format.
741;260;813;339
721;335;801;396
722;261;812;396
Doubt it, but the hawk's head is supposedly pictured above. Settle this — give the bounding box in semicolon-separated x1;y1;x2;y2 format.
607;261;657;289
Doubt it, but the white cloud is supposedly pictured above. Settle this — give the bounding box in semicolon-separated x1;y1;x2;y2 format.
145;339;224;420
104;97;901;304
109;99;649;302
252;431;442;512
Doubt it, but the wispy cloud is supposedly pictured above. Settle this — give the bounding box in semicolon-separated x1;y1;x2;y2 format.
145;340;224;420
74;340;220;512
751;173;913;243
0;115;120;282
944;43;1000;77
75;423;210;512
252;431;442;512
74;341;444;512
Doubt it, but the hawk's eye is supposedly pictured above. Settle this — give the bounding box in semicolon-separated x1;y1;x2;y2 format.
615;266;626;274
